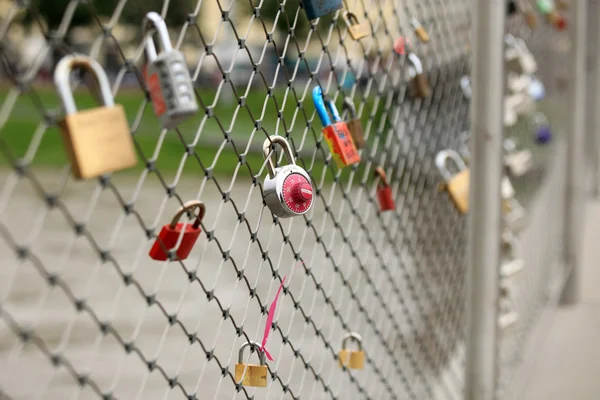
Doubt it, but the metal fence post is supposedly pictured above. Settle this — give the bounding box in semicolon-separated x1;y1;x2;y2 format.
585;0;599;198
464;0;505;399
561;0;589;305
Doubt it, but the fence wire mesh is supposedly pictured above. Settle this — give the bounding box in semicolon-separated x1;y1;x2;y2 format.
0;0;573;399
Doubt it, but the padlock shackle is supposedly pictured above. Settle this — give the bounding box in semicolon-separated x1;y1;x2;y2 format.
238;341;266;365
343;12;360;27
341;332;363;350
342;97;358;119
312;86;342;127
407;52;424;75
143;12;173;63
54;54;115;115
374;167;390;188
436;149;467;182
169;200;206;229
262;135;296;178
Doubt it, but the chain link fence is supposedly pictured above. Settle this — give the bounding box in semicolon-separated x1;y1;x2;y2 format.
0;0;578;399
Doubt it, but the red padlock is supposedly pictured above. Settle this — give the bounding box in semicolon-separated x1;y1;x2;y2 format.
375;167;395;212
149;200;206;261
554;14;567;30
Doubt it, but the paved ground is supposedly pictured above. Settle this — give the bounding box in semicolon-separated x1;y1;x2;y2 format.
520;199;600;400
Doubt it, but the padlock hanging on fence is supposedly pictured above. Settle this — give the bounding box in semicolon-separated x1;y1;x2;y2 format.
143;12;198;130
436;149;469;214
407;53;431;98
344;12;369;41
301;0;342;20
410;18;430;43
374;167;395;212
54;54;138;180
235;341;268;387
532;112;552;144
338;333;365;369
393;37;412;56
498;284;519;331
262;135;314;218
312;86;361;168
149;200;206;261
342;97;365;149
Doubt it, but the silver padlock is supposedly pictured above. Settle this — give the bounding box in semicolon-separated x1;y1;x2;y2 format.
504;34;537;75
143;12;198;129
506;72;530;94
505;149;533;177
500;231;524;278
460;76;472;100
262;136;314;218
498;283;519;331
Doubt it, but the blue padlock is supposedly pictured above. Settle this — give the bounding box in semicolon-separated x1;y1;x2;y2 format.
312;86;360;168
532;112;552;144
528;76;545;101
302;0;343;21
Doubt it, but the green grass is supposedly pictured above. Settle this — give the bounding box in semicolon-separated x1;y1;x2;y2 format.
0;85;389;182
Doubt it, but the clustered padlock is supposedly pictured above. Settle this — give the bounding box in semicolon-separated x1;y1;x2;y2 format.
301;0;342;21
460;75;472;100
407;53;430;98
504;147;533;177
235;341;268;387
338;332;365;369
410;18;430;43
436;149;469;214
532;112;552;144
262;136;314;218
342;97;365;149
143;12;198;129
55;54;138;180
313;86;361;168
149;200;205;261
375;167;395;212
505;35;537;76
501;231;525;278
344;12;369;40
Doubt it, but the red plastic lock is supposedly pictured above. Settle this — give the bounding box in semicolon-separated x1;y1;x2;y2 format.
149;200;206;261
554;15;567;30
323;122;361;168
375;167;395;212
143;64;167;117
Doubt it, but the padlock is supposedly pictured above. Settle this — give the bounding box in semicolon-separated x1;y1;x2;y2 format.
553;13;568;30
312;86;361;168
410;18;430;43
262;135;314;218
498;284;519;331
524;10;538;28
505;35;537;75
338;332;365;369
506;73;530;94
500;231;525;279
528;76;546;101
342;97;365;149
393;37;412;55
374;167;395;212
149;200;205;261
507;0;518;15
532;112;552;144
504;102;518;127
54;54;137;180
460;76;472;100
143;12;198;130
235;341;268;387
344;12;369;41
407;53;430;98
436;149;469;214
505;149;533;177
301;0;342;21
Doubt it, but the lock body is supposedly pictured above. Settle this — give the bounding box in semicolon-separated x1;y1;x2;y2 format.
149;223;201;261
505;150;533;177
410;73;431;98
264;165;314;218
348;23;369;40
301;0;342;20
415;26;430;43
377;186;395;211
501;258;525;278
446;170;470;214
235;363;268;387
338;350;365;369
346;119;365;149
145;51;198;129
60;105;137;179
323;122;361;168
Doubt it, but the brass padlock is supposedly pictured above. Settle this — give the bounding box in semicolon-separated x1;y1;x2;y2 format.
342;97;365;149
410;18;430;43
338;332;365;369
234;341;268;387
407;53;431;98
344;12;369;40
55;54;137;180
436;149;469;214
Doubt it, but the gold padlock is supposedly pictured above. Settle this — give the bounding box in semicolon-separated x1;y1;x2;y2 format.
410;18;430;43
407;53;431;98
55;54;137;180
344;12;369;41
234;341;268;387
338;332;365;369
342;97;365;149
436;149;469;214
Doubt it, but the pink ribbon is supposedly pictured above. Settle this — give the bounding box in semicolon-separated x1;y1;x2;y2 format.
259;261;303;361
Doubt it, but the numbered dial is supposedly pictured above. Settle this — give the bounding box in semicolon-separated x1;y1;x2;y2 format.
282;173;313;214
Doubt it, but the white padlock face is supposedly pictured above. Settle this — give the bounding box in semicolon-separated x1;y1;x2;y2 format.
507;74;531;94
